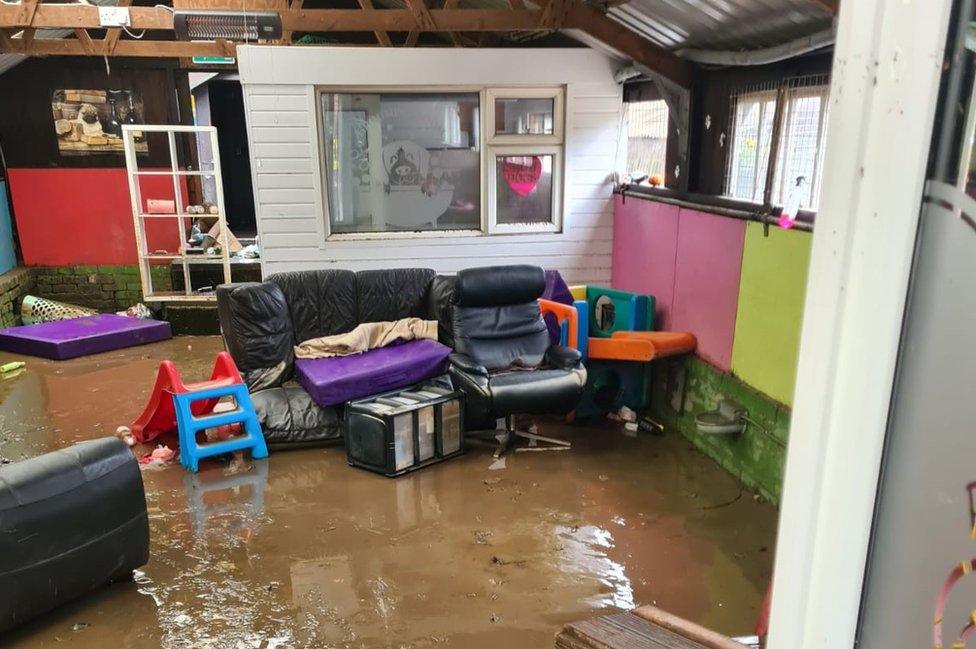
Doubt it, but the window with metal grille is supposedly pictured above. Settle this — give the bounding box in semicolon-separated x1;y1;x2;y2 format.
626;99;669;180
725;75;830;210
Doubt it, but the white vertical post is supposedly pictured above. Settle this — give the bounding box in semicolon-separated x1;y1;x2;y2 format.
122;131;151;299
168;131;192;298
209;126;232;286
768;1;953;648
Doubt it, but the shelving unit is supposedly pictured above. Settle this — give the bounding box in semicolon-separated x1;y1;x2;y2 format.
122;124;230;302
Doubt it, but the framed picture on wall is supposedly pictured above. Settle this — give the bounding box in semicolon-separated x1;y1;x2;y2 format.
51;89;149;156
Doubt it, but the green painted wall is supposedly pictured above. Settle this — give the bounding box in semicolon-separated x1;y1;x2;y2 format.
651;355;790;504
730;224;812;406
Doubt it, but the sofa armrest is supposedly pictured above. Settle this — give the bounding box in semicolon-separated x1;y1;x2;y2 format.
449;352;489;376
544;345;583;371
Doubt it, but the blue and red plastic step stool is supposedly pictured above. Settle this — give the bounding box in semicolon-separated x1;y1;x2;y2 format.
130;352;268;472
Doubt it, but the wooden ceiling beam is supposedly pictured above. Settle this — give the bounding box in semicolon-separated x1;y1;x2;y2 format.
809;0;839;14
2;36;235;57
0;2;695;88
357;0;392;47
103;0;132;55
280;0;303;43
0;6;548;32
0;4;173;30
74;28;95;55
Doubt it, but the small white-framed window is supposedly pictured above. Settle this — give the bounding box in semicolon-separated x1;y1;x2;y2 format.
487;146;562;234
486;87;564;145
485;87;565;233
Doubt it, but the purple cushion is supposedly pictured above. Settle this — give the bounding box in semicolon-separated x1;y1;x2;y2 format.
294;339;451;407
0;314;172;360
543;270;574;345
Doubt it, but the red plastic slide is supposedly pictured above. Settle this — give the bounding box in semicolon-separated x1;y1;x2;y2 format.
130;352;244;444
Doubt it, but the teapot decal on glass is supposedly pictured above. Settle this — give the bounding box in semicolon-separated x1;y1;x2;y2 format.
387;146;420;188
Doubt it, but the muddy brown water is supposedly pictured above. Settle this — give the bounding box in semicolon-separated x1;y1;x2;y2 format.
0;336;777;648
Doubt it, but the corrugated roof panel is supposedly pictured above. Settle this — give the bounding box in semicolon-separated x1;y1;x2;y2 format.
607;0;833;51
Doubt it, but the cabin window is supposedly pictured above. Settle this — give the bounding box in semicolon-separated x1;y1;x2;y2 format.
318;86;565;239
725;76;830;210
625;99;669;182
319;91;482;236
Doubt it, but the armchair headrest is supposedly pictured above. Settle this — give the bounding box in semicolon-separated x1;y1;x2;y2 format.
454;265;545;307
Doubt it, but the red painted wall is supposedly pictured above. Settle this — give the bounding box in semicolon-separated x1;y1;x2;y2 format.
7;168;185;266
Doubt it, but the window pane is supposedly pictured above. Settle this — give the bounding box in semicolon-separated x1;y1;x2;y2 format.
495;154;553;225
727;90;776;203
320;92;481;234
494;97;554;135
772;88;829;209
626;99;668;180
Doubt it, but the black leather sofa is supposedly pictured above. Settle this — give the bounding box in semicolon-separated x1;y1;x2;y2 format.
216;268;456;448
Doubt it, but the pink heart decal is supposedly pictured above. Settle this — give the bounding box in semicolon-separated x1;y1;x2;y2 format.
503;156;542;196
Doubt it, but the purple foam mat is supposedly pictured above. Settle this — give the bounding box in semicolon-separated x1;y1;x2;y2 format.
0;314;172;360
295;339;451;407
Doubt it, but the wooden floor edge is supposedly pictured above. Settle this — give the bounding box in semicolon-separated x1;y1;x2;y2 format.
630;605;747;649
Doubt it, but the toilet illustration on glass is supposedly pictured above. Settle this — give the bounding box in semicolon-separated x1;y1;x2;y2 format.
381;140;454;228
933;481;976;649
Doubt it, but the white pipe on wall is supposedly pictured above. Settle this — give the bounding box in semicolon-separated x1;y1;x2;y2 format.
676;28;835;66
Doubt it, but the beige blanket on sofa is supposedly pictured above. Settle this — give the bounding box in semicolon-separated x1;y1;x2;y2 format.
294;318;438;359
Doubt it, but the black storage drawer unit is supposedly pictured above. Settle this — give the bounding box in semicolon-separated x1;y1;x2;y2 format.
345;378;464;477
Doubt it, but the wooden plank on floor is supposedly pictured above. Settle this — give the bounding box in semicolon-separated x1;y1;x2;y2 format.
557;612;711;649
557;607;754;649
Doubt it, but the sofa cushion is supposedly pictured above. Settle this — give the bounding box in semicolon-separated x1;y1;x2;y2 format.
427;274;457;348
216;282;294;389
268;270;358;344
356;268;436;324
294;339;451;407
251;385;341;448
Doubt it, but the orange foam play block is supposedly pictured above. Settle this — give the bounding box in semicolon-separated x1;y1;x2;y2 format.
587;331;697;362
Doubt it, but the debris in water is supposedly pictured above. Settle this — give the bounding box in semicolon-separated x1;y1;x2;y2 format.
71;622;90;631
488;457;506;471
115;425;136;447
473;530;493;545
489;612;500;623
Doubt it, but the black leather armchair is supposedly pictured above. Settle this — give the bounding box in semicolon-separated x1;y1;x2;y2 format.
449;265;587;456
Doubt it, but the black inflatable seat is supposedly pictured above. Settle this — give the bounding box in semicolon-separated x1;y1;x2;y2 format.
0;437;150;633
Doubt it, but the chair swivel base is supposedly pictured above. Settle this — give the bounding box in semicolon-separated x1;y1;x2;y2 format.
472;415;572;458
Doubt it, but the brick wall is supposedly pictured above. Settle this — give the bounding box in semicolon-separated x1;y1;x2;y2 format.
0;265;172;325
32;265;171;312
0;268;36;327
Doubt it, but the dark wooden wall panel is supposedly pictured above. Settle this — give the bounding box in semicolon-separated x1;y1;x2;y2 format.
0;57;187;169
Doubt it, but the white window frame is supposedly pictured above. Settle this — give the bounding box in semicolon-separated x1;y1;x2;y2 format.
315;85;566;240
726;88;778;204
486;145;563;235
725;82;830;209
486;87;565;145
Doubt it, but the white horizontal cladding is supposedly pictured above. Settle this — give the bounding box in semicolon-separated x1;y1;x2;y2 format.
263;256;612;284
239;46;621;280
238;46;621;87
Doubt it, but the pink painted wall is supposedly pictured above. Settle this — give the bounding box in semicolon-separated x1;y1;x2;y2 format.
611;196;745;370
612;195;679;330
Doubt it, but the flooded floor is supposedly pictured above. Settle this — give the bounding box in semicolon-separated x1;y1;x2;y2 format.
0;337;777;648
